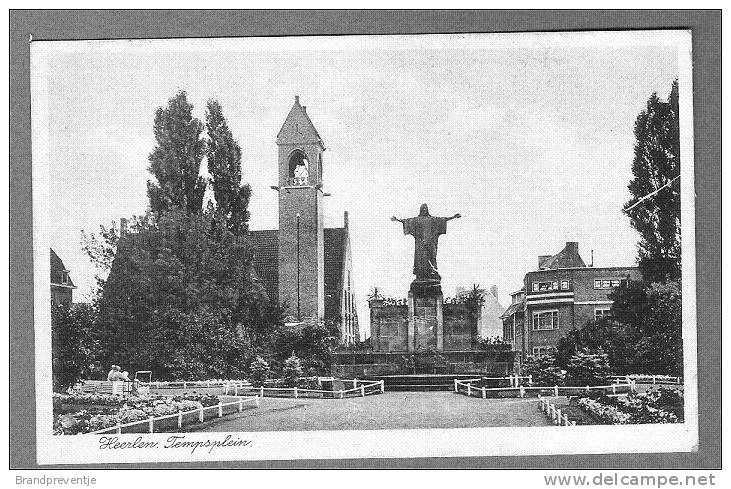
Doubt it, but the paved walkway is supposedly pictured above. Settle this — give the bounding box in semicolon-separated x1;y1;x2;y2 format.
191;391;552;432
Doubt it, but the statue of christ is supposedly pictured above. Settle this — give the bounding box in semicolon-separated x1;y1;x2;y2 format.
391;204;461;282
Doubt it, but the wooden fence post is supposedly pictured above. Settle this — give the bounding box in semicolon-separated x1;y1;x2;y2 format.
294;387;298;398
652;375;656;385
260;386;264;397
555;408;561;425
218;402;223;417
353;379;357;389
554;385;559;397
361;386;365;397
199;407;204;423
116;423;121;435
178;411;183;428
467;385;472;397
481;387;486;399
520;385;525;398
148;416;154;433
339;390;343;399
234;383;238;396
529;375;533;386
454;379;458;392
238;400;243;412
183;381;187;390
612;385;617;395
380;380;385;393
586;385;590;393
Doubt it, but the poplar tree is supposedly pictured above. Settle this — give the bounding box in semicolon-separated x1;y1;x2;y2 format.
625;80;681;283
147;91;208;215
205;99;252;235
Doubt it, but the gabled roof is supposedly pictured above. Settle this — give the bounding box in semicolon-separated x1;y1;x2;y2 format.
540;242;587;269
324;227;346;320
276;96;324;148
249;230;279;303
50;248;75;287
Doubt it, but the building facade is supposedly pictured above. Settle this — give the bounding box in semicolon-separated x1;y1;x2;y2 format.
50;248;75;306
248;97;359;345
502;242;641;360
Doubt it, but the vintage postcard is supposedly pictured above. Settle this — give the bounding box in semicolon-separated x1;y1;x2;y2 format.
30;30;697;465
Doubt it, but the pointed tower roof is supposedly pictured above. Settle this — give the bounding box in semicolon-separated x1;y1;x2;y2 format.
276;96;325;149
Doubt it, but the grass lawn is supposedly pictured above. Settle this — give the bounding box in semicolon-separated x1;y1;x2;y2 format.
188;391;553;432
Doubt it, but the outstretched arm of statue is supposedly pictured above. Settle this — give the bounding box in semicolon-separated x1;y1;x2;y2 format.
446;213;462;221
391;216;404;223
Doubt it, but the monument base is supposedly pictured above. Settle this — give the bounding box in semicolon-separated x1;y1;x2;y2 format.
408;283;443;352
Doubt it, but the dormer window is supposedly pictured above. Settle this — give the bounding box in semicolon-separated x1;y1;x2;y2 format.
61;271;69;285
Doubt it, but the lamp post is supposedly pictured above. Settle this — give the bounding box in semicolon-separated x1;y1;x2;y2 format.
296;212;301;320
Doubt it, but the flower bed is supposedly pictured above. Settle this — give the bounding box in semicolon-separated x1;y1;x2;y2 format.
574;387;683;425
53;393;222;435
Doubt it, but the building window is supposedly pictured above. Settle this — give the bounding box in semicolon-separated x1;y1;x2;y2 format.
532;346;552;357
532;310;559;330
594;278;627;289
595;308;612;321
560;280;569;290
61;271;69;285
532;281;559;292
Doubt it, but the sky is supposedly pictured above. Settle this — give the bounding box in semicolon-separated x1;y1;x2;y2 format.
36;33;680;339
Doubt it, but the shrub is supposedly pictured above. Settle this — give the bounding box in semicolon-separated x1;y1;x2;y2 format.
565;348;611;387
249;356;270;387
282;353;304;387
522;353;565;386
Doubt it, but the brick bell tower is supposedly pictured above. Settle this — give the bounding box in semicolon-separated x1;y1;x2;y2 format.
275;96;326;321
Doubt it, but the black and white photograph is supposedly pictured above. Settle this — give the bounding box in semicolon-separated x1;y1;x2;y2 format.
19;17;709;469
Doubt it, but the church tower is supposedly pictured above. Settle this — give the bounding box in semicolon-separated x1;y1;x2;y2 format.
275;96;325;321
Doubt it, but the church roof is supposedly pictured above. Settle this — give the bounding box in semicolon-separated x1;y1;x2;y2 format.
248;227;348;316
249;230;279;304
540;242;587;270
276;96;324;148
50;248;75;287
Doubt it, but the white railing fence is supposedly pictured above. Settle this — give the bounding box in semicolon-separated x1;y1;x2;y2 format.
233;380;385;399
610;374;683;386
89;396;260;435
454;379;635;399
538;394;576;426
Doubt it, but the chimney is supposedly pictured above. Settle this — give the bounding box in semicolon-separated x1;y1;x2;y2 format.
294;95;300;105
489;285;498;298
538;255;551;269
590;249;594;267
343;211;349;229
120;217;128;235
302;106;307;114
566;241;579;253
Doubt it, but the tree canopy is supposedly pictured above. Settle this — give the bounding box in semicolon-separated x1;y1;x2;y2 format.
625;80;681;283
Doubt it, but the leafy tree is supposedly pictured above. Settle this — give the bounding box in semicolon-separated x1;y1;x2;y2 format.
564;348;611;387
610;280;683;375
249;356;270;387
52;303;98;392
205;99;252;236
522;353;564;386
625;80;681;283
94;209;265;379
270;319;339;374
282;353;304;387
556;320;640;375
147;91;207;215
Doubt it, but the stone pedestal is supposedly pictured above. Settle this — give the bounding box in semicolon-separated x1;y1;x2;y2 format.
408;280;444;352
